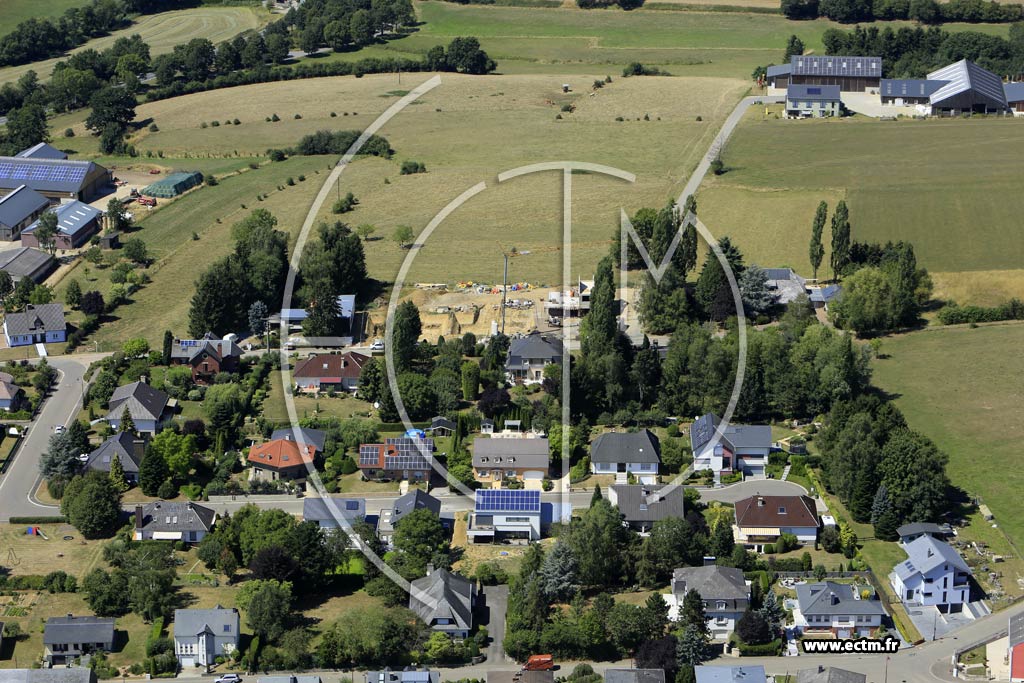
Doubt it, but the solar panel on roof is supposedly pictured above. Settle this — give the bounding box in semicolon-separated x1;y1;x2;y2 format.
345;500;359;510
475;489;541;512
808;87;821;94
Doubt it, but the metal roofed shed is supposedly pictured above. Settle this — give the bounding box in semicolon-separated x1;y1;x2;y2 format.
142;171;203;198
0;154;111;202
789;55;881;92
926;59;1008;114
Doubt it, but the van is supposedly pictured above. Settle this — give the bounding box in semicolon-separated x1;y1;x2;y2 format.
524;655;554;671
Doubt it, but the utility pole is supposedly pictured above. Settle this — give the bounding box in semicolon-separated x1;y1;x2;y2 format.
884;655;889;683
501;253;508;335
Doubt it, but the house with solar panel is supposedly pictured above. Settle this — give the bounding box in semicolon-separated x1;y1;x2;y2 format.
169;333;243;384
788;55;882;92
880;60;1009;115
0;145;111;202
690;413;771;479
21;200;102;250
359;436;434;482
467;489;542;542
0;185;50;241
785;85;841;118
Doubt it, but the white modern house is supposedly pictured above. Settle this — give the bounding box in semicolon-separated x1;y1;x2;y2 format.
670;565;750;640
690;414;770;479
466;489;541;542
889;535;971;612
590;430;660;482
173;607;240;668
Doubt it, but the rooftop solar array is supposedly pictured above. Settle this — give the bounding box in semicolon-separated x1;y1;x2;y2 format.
385;436;435;453
0;161;88;185
358;444;383;466
475;489;541;513
791;55;881;77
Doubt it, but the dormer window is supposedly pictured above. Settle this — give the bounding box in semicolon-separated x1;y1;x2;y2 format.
778;507;786;514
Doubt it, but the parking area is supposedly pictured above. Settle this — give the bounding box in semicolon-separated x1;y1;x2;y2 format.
905;604;976;640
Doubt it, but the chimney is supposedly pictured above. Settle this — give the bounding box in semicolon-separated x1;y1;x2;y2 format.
134;505;143;529
757;497;766;507
703;556;717;566
140;375;148;384
426;563;435;576
67;613;74;620
818;666;825;674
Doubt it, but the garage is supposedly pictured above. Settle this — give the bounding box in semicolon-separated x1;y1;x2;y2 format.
523;470;545;490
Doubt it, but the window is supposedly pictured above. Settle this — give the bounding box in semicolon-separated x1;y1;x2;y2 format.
716;601;727;611
778;507;786;514
506;516;530;523
223;625;231;633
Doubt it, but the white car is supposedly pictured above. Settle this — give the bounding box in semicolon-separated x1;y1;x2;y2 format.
370;339;385;351
53;425;66;435
216;675;242;683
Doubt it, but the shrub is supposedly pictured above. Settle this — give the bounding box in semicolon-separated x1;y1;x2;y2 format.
286;177;295;186
560;104;573;112
738;638;782;656
10;515;66;524
205;175;218;186
211;120;220;127
710;157;726;175
622;62;666;77
294;113;302;119
271;113;280;122
148;123;159;132
400;160;427;175
200;122;208;129
157;479;177;499
233;119;240;125
936;298;1024;325
64;128;75;137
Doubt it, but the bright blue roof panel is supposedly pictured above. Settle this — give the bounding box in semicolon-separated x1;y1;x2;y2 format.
475;489;541;513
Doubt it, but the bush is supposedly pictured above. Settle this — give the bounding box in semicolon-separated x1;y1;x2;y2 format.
64;128;75;137
738;638;782;656
936;298;1024;325
762;543;776;554
10;515;66;524
622;62;666;77
295;130;391;157
339;456;358;475
233;119;240;125
157;479;177;499
400;160;427;175
271;113;280;122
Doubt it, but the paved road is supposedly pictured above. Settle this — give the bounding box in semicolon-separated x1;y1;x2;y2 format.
481;584;509;665
0;354;105;522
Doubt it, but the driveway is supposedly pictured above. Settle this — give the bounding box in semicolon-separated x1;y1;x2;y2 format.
906;604;977;641
480;584;509;664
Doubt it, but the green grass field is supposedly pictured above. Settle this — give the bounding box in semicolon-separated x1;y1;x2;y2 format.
0;0;89;36
872;325;1024;551
698;110;1024;302
0;6;270;86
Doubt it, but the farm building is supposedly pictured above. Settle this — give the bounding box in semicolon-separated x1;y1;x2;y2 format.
0;152;111;202
785;85;841;118
0;185;50;241
1005;82;1024;115
0;247;57;284
766;64;791;90
16;143;67;160
789;55;881;92
883;60;1009;115
142;171;203;198
22;200;102;250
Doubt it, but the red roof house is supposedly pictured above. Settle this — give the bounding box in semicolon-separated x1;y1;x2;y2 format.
247;439;318;481
292;352;370;393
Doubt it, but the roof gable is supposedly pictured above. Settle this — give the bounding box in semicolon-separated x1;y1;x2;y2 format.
591;430;661;464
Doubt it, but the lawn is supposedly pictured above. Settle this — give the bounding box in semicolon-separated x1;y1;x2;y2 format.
871;324;1024;568
0;523;107;578
0;7;271;86
263;372;375;425
0;0;89;36
699;111;1024;304
51;155;330;346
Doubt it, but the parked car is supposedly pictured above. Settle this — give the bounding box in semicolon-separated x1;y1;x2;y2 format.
216;675;242;683
524;655;554;671
53;425;66;434
370;339;385;351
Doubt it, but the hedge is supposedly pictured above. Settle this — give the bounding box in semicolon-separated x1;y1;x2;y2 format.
738;638;783;656
936;298;1024;325
10;515;66;524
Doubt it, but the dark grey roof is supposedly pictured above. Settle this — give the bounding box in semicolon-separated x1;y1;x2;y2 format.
0;671;96;683
409;569;474;630
796;668;866;683
106;381;169;422
24;201;100;237
4;303;65;336
893;535;969;581
505;334;562;368
690;414;771;454
429;416;456;432
0;157;106;195
809;284;842;303
43;615;115;645
591;429;661;464
695;668;766;683
368;669;440;683
0;247;56;282
86;432;144;474
672;565;749;600
763;268;798;281
270;426;327;453
1005;82;1024;102
170;334;243;365
787;84;841;102
1010;612;1024;647
606;671;666;683
880;79;946;99
173;607;239;639
896;522;942;538
928;59;1007;109
791;55;881;77
766;64;791;78
472;437;550;469
796;582;886;617
137;501;216;533
393;489;441;521
611;484;684;523
16;143;67;160
0;185;48;229
303;496;366;522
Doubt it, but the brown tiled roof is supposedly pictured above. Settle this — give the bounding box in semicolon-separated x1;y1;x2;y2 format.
247;439;316;470
293;352;370;380
735;495;818;529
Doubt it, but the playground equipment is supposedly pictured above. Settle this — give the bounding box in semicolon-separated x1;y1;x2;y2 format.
26;526;48;540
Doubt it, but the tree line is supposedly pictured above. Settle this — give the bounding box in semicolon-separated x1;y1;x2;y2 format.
782;0;1024;24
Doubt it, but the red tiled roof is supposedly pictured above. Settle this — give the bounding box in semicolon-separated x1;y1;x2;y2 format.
735;495;819;529
1013;643;1024;681
247;439;316;470
293;352;370;381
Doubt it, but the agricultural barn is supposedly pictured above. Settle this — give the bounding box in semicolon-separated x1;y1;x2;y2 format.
0;152;110;202
926;60;1007;115
766;64;791;90
141;171;203;198
789;55;881;92
880;79;946;106
785;85;841;118
0;185;50;241
16;142;67;160
21;201;102;250
1004;82;1024;115
0;247;56;284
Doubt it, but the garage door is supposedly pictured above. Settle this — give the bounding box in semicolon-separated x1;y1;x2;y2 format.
180;657;195;668
523;471;544;490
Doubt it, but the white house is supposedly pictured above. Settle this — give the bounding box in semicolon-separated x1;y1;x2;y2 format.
590;430;660;481
670;565;750;639
173;607;240;668
734;495;819;551
3;303;66;348
505;334;562;385
889;535;971;612
689;414;770;479
467;489;541;542
795;582;886;638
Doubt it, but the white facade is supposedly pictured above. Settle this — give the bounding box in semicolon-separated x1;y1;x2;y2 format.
592;461;658;475
890;563;969;608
